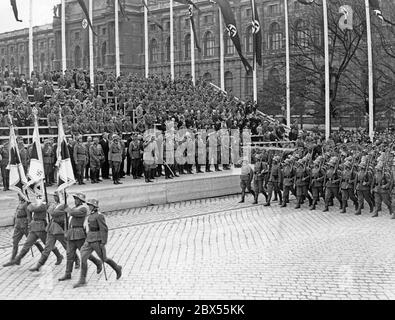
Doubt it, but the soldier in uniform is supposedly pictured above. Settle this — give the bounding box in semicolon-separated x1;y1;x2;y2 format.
280;157;295;207
47;109;57;135
73;135;88;185
143;134;158;183
58;193;102;282
29;192;80;272
109;135;124;185
0;141;9;191
18;136;29;174
123;116;133;134
252;153;268;205
371;161;394;218
43;139;54;187
294;159;313;209
129;134;142;179
264;156;282;206
238;158;255;203
89;137;104;183
73;199;122;288
84;136;93;180
4;200;64;267
309;157;324;210
355;158;374;215
323;158;342;212
2;195;44;267
339;161;358;213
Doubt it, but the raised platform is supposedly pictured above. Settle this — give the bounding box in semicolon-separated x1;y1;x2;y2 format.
0;168;241;227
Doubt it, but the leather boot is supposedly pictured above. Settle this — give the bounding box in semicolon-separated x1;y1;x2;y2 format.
252;194;258;205
295;197;301;209
238;197;245;203
281;201;286;208
29;262;42;272
371;209;378;218
74;256;80;269
355;203;362;215
340;201;346;213
58;273;72;281
107;259;122;280
264;194;272;206
323;204;329;212
73;278;87;288
309;199;317;211
55;252;64;266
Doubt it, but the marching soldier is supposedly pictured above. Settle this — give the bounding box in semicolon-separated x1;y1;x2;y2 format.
4;200;64;267
2;195;44;267
238;158;255;203
323;157;342;212
73;135;88;185
294;159;312;209
29;192;80;272
355;158;374;215
73;199;122;288
58;193;102;282
252;153;268;205
280;157;295;208
371;162;394;218
264;156;282;206
309;157;324;210
339;161;358;213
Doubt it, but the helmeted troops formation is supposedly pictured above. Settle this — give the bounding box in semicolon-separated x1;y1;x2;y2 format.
239;141;394;218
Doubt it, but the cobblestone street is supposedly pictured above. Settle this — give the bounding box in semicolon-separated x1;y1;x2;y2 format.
1;195;395;300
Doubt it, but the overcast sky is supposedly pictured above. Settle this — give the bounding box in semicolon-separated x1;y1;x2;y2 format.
0;0;60;33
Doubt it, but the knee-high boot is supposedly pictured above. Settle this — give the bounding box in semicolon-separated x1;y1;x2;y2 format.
310;199;317;210
295;197;301;209
105;259;122;280
53;247;64;265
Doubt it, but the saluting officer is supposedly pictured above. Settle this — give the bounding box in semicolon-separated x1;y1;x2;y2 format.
74;199;122;288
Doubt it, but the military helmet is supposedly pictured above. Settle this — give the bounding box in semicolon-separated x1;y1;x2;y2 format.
86;199;99;208
72;193;86;203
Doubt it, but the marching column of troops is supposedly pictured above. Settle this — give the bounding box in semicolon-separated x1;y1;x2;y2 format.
2;192;122;289
239;142;394;218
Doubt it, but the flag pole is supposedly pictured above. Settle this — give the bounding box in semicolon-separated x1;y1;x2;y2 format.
190;5;195;86
89;0;94;89
323;0;330;141
365;0;374;142
170;0;175;81
144;1;149;78
219;7;225;91
251;1;257;104
61;0;67;72
284;0;291;127
29;0;34;77
115;0;121;77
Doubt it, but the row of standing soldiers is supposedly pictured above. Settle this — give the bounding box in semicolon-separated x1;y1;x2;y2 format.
239;147;394;218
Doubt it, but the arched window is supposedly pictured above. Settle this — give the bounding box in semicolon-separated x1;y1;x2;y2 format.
245;71;253;98
203;72;212;83
19;56;24;74
150;39;158;63
295;19;309;48
101;42;107;67
245;26;253;54
225;71;233;93
166;37;171;62
10;57;15;68
184;34;191;60
313;25;321;47
269;22;282;51
224;32;234;55
203;31;215;57
269;67;280;83
40;54;45;72
74;46;81;68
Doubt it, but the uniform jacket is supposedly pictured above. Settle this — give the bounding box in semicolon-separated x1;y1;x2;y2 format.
73;143;88;163
356;170;372;191
129;140;142;160
109;141;124;162
46;203;67;235
43;144;54;165
14;202;29;229
86;212;108;245
372;170;393;194
27;203;48;232
65;205;88;241
240;164;253;182
281;165;295;186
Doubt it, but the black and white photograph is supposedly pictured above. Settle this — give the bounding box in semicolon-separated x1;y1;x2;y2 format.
0;0;395;303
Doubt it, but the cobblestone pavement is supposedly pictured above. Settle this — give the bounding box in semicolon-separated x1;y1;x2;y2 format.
0;195;395;300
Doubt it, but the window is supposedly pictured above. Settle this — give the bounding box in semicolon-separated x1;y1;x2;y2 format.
184;34;191;60
10;46;14;53
19;56;24;73
20;44;24;52
150;39;159;63
246;8;251;18
102;28;106;35
203;72;212;83
51;40;55;48
269;22;282;51
40;42;44;49
10;57;15;67
295;19;309;48
40;53;45;72
313;26;321;46
245;26;253;54
203;15;213;24
269;4;280;15
101;42;107;66
165;21;170;30
74;46;81;68
225;71;233;93
166;37;171;62
185;18;189;28
203;31;215;57
225;32;234;55
150;24;156;32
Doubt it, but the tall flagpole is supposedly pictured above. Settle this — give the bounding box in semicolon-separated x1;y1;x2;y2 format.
115;0;121;77
61;0;66;72
144;1;149;78
190;6;195;86
29;0;33;77
89;0;94;88
170;0;175;80
219;8;225;91
323;0;330;141
251;2;257;103
284;0;291;127
365;0;374;141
